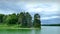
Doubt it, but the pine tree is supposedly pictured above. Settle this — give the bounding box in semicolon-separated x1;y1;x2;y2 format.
26;12;32;27
33;14;41;28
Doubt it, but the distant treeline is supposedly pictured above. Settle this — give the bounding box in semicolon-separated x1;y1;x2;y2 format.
0;12;41;28
42;24;60;26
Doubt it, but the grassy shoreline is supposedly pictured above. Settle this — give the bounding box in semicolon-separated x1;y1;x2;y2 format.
0;24;41;29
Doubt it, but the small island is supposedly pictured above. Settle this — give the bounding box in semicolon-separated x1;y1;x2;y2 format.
0;12;41;29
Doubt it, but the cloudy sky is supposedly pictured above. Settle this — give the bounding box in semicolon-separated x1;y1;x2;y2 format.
0;0;60;24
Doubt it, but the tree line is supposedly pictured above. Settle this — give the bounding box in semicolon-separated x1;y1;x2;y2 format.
0;12;41;28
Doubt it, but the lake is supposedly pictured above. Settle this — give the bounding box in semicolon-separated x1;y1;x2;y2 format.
0;26;60;34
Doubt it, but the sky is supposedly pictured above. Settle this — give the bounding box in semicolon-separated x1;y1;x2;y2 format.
0;0;60;24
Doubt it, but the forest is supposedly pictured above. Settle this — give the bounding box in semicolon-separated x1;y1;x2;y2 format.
0;12;41;28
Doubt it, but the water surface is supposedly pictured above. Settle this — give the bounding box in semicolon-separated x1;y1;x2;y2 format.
0;26;60;34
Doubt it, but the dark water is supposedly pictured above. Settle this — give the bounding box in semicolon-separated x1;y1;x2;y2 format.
0;26;60;34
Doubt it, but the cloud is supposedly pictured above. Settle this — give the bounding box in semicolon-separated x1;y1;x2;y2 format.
0;0;59;24
0;0;59;14
0;9;15;14
23;3;58;13
0;1;23;14
41;16;60;20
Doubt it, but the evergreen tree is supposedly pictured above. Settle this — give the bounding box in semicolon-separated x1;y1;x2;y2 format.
18;12;26;27
0;14;4;23
25;12;32;27
33;14;41;28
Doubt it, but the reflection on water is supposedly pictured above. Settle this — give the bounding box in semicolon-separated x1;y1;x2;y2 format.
6;29;41;34
0;26;60;34
0;29;41;34
32;29;41;34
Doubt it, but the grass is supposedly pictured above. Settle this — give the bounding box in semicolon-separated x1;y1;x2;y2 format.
0;24;19;29
0;24;41;29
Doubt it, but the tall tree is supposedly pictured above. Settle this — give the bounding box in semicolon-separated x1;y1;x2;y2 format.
3;15;8;24
0;14;4;23
5;13;17;25
18;12;26;27
25;12;32;27
33;14;41;28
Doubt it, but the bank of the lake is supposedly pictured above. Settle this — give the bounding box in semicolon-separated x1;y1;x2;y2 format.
0;26;60;34
0;24;41;29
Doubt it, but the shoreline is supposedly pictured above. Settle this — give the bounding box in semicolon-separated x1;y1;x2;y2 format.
0;27;41;29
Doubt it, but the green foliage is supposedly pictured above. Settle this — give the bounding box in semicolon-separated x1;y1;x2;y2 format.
25;12;32;27
17;12;32;28
0;14;4;23
5;13;18;25
33;14;41;28
18;12;26;27
0;12;41;28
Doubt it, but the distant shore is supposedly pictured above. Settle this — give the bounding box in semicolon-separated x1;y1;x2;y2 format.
42;24;60;26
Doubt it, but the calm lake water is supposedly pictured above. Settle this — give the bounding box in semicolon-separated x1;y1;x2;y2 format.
0;26;60;34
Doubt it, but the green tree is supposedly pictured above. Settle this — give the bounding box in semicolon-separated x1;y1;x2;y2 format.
3;15;8;24
5;13;17;25
0;14;4;23
25;12;32;27
18;12;26;27
33;14;41;28
18;12;24;24
18;12;32;28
